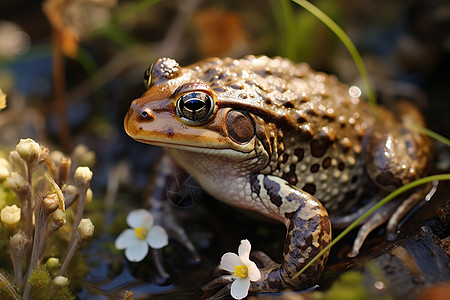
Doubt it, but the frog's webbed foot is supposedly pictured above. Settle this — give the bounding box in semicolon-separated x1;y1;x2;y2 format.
202;274;234;300
347;200;397;257
145;154;200;278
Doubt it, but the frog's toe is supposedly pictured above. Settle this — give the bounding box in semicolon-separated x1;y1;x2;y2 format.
348;201;397;257
251;251;278;269
386;191;423;240
150;248;170;280
161;215;200;262
202;274;233;299
386;183;436;240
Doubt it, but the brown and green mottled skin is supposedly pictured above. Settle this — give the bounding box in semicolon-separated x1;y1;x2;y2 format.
124;55;432;293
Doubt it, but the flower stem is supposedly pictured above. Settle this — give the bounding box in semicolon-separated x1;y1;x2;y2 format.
58;231;81;276
23;194;46;300
58;181;88;275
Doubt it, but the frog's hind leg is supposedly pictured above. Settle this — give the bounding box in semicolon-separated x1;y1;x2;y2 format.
352;100;433;256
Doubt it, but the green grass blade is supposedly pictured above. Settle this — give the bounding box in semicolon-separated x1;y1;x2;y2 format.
280;0;297;61
292;174;450;279
290;0;377;114
410;124;450;147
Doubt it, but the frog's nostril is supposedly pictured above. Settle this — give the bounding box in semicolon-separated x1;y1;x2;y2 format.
138;108;155;121
141;111;149;118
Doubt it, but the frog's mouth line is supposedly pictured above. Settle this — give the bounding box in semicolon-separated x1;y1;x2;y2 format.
135;139;254;157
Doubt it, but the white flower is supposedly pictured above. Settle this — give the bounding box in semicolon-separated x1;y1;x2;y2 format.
1;204;21;227
220;239;261;299
115;209;168;262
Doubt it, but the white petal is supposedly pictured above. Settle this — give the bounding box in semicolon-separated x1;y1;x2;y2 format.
124;239;149;262
126;209;153;229
147;225;168;249
246;260;261;281
220;252;241;273
230;277;250;299
115;229;136;250
238;239;251;260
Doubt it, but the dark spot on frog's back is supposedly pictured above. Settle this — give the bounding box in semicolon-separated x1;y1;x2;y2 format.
295;148;304;161
282;164;298;185
310;133;332;158
376;171;403;188
303;183;316;195
322;157;331;169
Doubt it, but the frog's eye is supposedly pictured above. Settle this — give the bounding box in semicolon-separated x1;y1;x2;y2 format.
176;92;215;123
143;63;154;89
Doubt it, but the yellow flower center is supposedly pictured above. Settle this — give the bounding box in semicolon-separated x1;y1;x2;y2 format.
234;265;248;278
134;227;148;240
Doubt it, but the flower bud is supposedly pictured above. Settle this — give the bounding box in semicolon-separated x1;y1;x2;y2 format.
58;157;71;185
6;172;30;197
48;209;66;234
0;158;11;180
16;138;41;163
53;275;68;287
62;184;77;207
1;204;21;229
72;144;96;167
8;151;26;177
78;218;94;240
0;88;6;111
74;167;93;185
45;257;60;269
43;194;60;215
0;158;10;169
50;151;64;166
10;230;29;252
86;188;93;204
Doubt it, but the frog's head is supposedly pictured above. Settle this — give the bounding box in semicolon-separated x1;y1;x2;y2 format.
124;58;261;160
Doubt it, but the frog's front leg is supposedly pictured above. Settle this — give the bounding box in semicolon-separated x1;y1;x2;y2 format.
144;153;199;277
206;175;331;296
250;175;331;292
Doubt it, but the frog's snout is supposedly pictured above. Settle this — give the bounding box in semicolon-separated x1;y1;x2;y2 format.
124;100;156;138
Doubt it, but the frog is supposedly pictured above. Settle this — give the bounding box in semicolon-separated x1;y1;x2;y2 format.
123;55;432;296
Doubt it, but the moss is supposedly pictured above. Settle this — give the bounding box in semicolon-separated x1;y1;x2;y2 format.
28;266;52;299
52;281;75;300
321;271;367;300
28;266;75;300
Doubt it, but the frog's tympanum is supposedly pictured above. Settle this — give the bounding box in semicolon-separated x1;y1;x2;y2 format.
124;56;432;294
